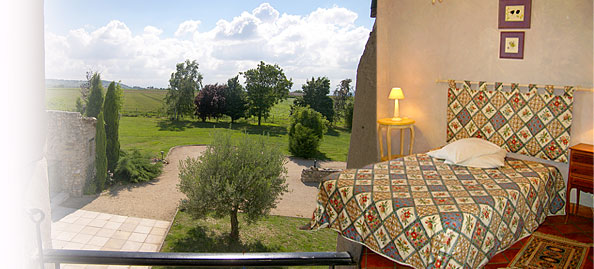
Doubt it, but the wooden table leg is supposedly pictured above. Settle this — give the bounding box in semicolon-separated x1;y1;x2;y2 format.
378;125;384;161
399;129;404;156
387;127;392;161
575;190;581;215
565;185;572;223
409;125;415;155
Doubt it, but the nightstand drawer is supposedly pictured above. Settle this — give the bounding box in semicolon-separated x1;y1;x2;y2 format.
570;163;593;179
571;151;593;166
571;174;593;189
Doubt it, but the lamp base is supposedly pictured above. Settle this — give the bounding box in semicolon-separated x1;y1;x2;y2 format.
391;117;402;122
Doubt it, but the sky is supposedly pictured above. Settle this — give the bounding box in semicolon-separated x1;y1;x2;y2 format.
44;0;374;90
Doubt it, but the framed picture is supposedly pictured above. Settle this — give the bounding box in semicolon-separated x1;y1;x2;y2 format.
500;32;525;59
498;0;531;29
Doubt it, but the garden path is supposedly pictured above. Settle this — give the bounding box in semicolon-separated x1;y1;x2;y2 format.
61;145;346;221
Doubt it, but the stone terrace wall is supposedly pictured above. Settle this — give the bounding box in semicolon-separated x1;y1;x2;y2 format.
46;110;96;197
301;167;342;184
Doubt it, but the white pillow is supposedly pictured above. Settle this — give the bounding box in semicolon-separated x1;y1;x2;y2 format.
443;148;507;168
427;138;503;164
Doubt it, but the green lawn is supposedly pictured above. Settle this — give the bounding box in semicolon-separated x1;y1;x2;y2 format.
156;211;338;269
119;116;351;161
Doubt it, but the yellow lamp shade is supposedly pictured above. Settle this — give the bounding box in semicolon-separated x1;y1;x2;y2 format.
388;88;404;99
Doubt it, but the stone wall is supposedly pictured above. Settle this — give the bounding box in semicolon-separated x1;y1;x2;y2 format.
300;167;342;184
46;110;96;197
347;22;377;169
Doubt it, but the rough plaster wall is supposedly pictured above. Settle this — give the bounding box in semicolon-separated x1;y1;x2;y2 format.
46;110;97;197
347;22;378;169
377;0;593;205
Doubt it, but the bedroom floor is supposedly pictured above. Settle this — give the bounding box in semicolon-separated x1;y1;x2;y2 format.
360;203;593;269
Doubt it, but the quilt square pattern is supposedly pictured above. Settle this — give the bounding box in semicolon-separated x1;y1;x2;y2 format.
310;154;565;269
446;81;574;162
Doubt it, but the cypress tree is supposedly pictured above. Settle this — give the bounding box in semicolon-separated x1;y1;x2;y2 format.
86;73;104;118
95;112;108;192
104;82;121;172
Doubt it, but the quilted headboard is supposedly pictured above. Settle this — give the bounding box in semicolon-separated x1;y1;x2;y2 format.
446;80;574;162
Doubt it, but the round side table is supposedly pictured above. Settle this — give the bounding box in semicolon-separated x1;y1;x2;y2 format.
377;117;415;161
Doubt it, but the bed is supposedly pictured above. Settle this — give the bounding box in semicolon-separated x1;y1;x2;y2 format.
310;154;565;268
309;80;574;268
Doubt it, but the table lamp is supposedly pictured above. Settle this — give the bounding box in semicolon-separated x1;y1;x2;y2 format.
388;87;404;121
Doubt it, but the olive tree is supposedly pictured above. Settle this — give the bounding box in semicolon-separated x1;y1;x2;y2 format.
178;132;288;241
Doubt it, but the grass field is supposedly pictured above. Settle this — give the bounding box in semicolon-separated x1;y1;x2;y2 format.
119;116;351;161
46;87;167;115
156;211;337;269
46;88;351;161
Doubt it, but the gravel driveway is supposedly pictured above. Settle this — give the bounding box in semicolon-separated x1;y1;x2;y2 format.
61;145;346;221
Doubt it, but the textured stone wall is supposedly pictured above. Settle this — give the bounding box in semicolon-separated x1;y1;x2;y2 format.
347;22;378;169
300;167;342;184
46;110;96;197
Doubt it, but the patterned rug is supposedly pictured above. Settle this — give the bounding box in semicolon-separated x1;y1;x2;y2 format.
507;232;592;269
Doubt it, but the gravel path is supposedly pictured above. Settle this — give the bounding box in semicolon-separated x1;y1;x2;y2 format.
61;145;345;221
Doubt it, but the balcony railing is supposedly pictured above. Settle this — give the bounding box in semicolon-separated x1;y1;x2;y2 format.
43;249;355;268
30;209;355;268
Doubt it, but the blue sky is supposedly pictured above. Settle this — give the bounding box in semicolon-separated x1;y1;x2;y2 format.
44;1;374;89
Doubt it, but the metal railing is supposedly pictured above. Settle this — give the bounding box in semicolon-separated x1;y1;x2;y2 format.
43;249;354;268
29;209;355;268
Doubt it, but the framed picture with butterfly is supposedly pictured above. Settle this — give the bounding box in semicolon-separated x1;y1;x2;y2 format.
499;0;531;29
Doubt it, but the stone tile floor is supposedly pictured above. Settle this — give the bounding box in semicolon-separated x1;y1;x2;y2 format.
51;206;171;269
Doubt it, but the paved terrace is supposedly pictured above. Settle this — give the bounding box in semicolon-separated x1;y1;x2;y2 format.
49;145;346;268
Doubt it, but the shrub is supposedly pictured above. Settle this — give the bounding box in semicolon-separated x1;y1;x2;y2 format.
289;123;320;158
114;149;163;183
288;106;327;158
178;131;288;241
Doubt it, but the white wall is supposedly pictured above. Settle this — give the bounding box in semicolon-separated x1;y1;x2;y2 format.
0;0;49;267
377;0;593;205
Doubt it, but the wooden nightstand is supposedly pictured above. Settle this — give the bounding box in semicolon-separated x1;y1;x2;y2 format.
565;143;593;223
377;117;415;161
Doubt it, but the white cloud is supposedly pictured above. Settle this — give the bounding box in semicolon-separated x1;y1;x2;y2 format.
174;20;201;37
45;3;370;89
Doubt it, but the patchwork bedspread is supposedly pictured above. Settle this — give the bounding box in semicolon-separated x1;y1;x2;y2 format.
310;154;565;268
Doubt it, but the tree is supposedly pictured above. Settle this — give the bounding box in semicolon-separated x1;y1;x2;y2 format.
178;132;288;241
94;111;108;193
288;106;328;158
86;73;104;118
76;70;95;114
333;78;353;122
345;100;355;131
242;61;293;126
104;81;121;172
223;76;248;123
165;60;203;120
194;84;226;122
294;77;334;123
